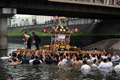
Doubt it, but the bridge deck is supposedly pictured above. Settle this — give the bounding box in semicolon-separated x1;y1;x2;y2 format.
48;0;120;8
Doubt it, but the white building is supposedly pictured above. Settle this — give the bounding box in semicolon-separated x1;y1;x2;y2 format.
9;15;54;27
36;16;54;24
10;15;36;27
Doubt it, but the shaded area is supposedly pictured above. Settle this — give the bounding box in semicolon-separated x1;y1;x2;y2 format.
0;50;8;80
17;8;120;20
0;0;119;19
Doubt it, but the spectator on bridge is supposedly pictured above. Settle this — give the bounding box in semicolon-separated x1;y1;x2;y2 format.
101;0;104;4
114;0;117;5
32;32;41;50
107;0;109;4
109;0;112;5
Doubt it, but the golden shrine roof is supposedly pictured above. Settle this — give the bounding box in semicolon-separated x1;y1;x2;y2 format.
50;25;71;34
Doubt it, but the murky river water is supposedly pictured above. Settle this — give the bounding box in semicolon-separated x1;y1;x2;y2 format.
0;43;120;80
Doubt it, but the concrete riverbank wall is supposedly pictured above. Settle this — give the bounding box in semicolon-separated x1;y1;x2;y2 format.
8;35;120;48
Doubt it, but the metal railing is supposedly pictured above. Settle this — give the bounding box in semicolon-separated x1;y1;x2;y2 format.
49;0;120;6
8;18;100;28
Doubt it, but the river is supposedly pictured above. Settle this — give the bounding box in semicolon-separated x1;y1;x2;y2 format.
0;43;120;80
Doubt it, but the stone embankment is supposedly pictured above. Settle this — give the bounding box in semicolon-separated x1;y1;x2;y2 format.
84;39;120;51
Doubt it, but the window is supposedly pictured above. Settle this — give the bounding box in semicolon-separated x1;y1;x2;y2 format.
26;19;28;21
13;24;16;27
16;24;18;27
22;19;24;21
13;20;15;22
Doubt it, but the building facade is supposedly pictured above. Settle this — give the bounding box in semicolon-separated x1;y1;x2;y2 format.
8;15;54;27
8;15;101;27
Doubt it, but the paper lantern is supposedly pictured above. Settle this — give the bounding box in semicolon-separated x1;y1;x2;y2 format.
74;28;78;33
44;28;47;33
55;16;59;21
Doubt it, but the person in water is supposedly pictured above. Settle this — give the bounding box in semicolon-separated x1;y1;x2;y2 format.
91;59;97;68
7;76;13;80
58;57;66;67
114;61;120;70
22;34;32;49
33;56;41;65
72;57;81;67
81;60;91;71
62;55;68;64
107;57;113;67
98;59;110;69
32;32;41;50
6;49;120;74
10;59;22;66
112;52;120;61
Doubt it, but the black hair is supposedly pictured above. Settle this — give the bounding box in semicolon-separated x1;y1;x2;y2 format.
93;59;97;64
79;57;83;60
4;54;7;56
116;61;119;65
108;57;111;61
63;55;66;58
103;59;107;63
39;55;43;60
25;31;28;34
66;53;68;57
79;54;82;57
97;55;101;60
13;59;17;62
51;53;53;56
94;48;97;50
105;53;108;56
60;57;63;61
98;58;103;63
76;57;79;61
59;53;64;57
7;75;13;79
87;56;90;59
75;53;78;57
12;51;17;57
70;54;73;59
83;55;87;58
83;60;87;64
35;56;38;59
93;54;95;57
100;58;103;61
32;32;35;34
